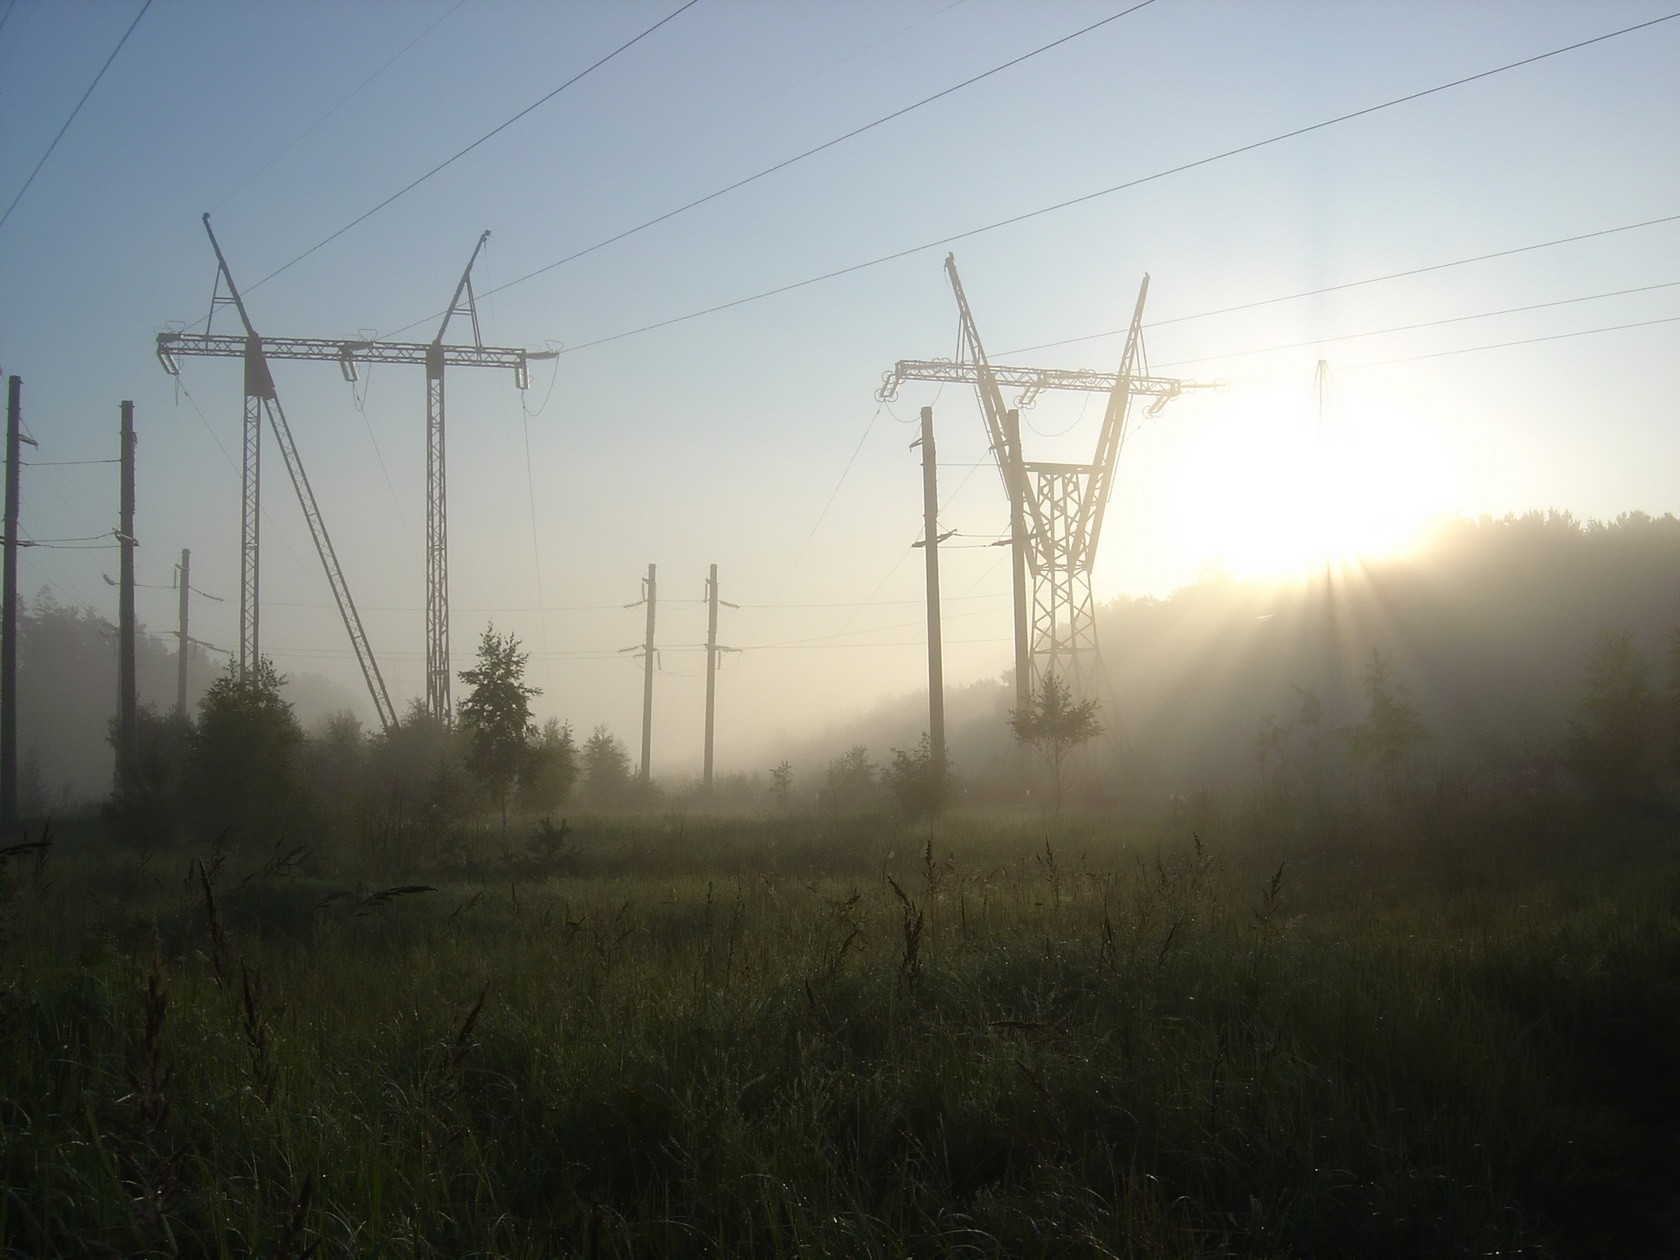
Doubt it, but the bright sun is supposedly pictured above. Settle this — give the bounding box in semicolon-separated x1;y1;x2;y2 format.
1171;379;1461;582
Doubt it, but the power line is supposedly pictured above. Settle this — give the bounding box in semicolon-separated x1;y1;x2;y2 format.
387;0;1160;335
540;12;1680;357
0;0;154;231
211;0;470;211
246;0;704;294
1151;280;1680;369
1001;212;1680;356
1351;313;1680;368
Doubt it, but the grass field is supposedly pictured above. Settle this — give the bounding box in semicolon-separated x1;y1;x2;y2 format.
4;809;1680;1257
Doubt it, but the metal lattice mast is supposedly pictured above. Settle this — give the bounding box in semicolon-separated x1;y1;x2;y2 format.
159;229;552;728
879;254;1217;703
196;215;399;730
427;230;490;724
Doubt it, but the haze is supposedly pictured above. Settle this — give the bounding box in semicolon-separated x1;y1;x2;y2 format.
1;0;1676;793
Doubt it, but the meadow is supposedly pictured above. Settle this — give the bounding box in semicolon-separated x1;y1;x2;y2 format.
4;808;1680;1258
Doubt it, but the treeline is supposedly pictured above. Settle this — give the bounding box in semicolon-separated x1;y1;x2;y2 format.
102;630;664;872
779;510;1680;815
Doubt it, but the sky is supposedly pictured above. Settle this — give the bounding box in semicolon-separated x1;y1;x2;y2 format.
1;0;1676;779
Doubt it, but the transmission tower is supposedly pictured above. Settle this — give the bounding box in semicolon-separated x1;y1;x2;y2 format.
878;254;1217;710
158;219;554;726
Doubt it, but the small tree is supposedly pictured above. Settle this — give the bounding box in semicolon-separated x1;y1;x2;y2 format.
520;718;578;817
1571;628;1656;804
1009;673;1102;816
820;745;880;815
456;626;540;839
1341;650;1429;797
885;734;951;829
185;657;307;849
769;760;793;813
581;725;634;806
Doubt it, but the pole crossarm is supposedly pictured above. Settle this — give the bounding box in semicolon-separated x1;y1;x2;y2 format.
877;360;1213;409
157;333;554;387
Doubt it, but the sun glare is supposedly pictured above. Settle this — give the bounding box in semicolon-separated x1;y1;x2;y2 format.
1171;380;1460;582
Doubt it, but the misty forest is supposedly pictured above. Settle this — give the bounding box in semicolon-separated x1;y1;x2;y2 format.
6;2;1680;1258
9;507;1680;1257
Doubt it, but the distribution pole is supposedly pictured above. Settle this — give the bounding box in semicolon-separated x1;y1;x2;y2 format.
916;407;947;773
2;377;24;832
1004;407;1031;716
176;548;190;719
703;564;719;791
116;401;137;789
640;563;656;783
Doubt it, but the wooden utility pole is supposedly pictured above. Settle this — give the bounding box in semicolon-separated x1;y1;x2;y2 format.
639;563;656;782
176;548;191;719
703;564;719;791
116;402;137;789
916;406;947;772
2;377;25;832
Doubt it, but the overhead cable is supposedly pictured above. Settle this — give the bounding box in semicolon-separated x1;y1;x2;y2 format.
543;12;1679;356
388;0;1161;333
246;0;704;294
0;0;154;231
1002;212;1680;356
1352;313;1680;368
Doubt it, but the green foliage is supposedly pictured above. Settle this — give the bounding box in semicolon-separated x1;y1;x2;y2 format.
102;705;190;848
581;725;635;806
820;744;881;815
1342;650;1429;782
884;734;950;826
520;718;578;817
185;658;307;849
1570;628;1657;805
1009;672;1102;815
8;821;1680;1256
769;760;793;813
456;626;540;833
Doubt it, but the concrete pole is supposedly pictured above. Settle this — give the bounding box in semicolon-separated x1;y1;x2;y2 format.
703;563;718;791
2;377;21;831
1004;407;1032;713
117;402;137;790
919;407;946;773
176;548;190;720
639;563;655;782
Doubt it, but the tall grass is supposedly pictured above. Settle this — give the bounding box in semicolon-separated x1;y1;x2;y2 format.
3;814;1678;1256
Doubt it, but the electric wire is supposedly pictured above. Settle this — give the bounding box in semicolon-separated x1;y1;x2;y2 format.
1351;313;1680;368
0;0;154;231
388;0;1161;335
0;0;18;40
246;0;704;295
1151;279;1680;369
540;12;1679;357
774;401;884;596
211;0;470;211
1001;212;1680;356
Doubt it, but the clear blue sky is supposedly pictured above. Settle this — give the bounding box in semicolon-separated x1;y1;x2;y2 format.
2;0;1676;775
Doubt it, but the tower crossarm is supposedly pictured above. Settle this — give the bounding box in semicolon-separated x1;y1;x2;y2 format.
877;359;1206;405
157;333;554;387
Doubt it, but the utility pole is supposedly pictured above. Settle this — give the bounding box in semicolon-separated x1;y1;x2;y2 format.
2;376;30;833
176;548;190;719
704;564;720;791
879;255;1218;704
640;564;656;782
116;401;137;790
914;407;947;773
700;564;739;792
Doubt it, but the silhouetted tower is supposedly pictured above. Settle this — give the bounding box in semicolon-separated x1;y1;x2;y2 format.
701;564;738;792
2;377;32;832
116;401;137;789
913;406;947;773
879;254;1217;707
176;549;190;719
157;220;552;726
